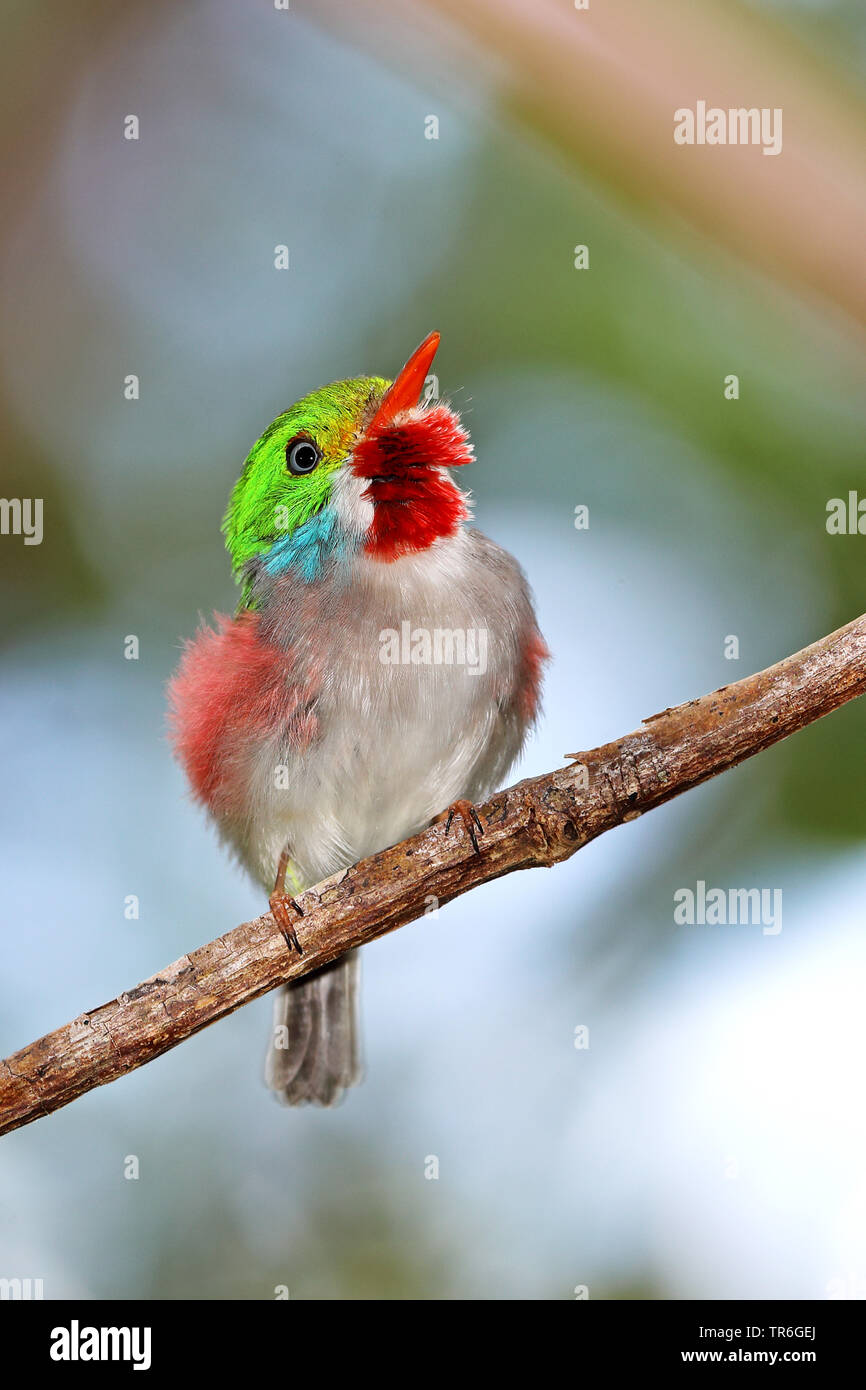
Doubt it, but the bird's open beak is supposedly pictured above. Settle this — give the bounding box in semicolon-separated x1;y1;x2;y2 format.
367;331;440;432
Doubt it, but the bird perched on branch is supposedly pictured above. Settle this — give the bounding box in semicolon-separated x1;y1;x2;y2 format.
169;333;548;1106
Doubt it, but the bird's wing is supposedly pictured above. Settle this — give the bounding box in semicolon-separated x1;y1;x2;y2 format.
460;528;550;804
167;608;320;819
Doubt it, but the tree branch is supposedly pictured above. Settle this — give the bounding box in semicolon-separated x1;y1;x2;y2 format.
2;614;865;1137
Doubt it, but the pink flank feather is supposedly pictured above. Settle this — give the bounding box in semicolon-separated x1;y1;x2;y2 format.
168;610;317;815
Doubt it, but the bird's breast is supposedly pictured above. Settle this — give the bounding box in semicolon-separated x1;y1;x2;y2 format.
234;530;528;886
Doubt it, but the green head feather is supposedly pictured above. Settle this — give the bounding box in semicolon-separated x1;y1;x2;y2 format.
223;375;387;602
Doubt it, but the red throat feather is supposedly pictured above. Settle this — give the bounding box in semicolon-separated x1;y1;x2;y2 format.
353;403;473;561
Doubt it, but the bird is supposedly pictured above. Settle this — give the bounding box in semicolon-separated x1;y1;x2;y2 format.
168;332;548;1106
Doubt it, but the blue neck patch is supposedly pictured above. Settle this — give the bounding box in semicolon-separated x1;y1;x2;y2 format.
261;506;358;584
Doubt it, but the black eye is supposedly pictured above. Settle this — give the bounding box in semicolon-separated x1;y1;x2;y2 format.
286;436;321;475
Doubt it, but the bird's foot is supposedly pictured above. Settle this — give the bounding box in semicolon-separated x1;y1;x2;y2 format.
269;892;305;955
436;799;485;855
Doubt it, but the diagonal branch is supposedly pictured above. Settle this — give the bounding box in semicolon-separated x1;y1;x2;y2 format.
2;614;865;1138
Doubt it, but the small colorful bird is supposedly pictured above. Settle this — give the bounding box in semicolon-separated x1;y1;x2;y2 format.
169;333;548;1106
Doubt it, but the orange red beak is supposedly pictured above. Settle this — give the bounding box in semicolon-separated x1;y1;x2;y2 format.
367;331;440;432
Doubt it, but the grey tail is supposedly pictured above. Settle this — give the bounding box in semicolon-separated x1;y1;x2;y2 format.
264;950;362;1107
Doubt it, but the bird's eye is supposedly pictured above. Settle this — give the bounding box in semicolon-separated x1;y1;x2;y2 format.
285;436;322;475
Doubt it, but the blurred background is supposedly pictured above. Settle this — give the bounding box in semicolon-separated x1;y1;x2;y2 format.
1;0;865;1299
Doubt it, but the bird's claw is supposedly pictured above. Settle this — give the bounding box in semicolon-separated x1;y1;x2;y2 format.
443;799;485;855
269;893;305;955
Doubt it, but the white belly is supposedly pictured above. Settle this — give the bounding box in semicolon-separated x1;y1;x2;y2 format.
228;530;530;890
